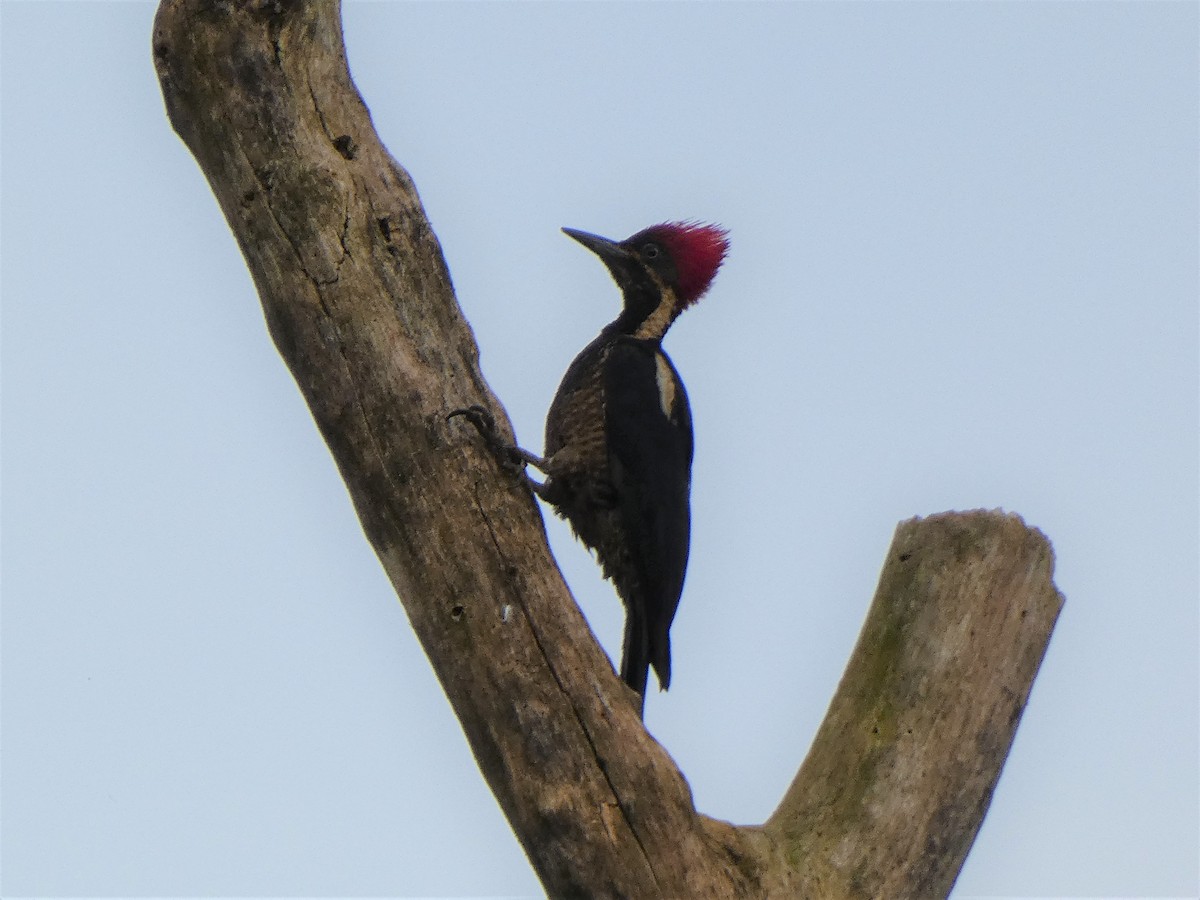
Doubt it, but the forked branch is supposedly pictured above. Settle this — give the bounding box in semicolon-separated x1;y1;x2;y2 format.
153;2;1063;896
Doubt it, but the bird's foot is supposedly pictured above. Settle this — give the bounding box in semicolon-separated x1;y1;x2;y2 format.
448;404;499;440
448;405;541;475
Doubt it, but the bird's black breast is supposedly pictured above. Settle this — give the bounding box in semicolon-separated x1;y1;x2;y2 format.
543;335;608;469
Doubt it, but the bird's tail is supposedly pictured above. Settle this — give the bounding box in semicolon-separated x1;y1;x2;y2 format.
620;610;650;717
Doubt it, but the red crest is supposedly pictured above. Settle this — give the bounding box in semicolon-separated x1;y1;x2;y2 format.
628;221;729;306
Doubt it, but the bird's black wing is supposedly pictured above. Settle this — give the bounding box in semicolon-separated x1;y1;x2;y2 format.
602;337;693;692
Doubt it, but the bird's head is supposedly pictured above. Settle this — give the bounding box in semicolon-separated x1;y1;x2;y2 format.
563;221;729;340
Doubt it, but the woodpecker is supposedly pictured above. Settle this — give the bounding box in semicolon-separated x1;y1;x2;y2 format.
455;222;728;717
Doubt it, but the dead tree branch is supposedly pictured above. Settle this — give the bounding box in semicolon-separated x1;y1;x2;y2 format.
152;2;1063;896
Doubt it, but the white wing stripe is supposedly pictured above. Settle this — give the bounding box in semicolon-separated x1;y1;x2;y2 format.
654;352;676;419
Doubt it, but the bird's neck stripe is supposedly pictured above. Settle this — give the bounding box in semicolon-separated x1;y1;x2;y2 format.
634;286;678;341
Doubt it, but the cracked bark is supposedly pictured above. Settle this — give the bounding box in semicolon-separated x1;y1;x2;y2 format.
152;2;1064;897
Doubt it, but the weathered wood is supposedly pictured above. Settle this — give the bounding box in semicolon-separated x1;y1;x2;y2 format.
153;2;1063;897
767;510;1064;897
151;2;752;896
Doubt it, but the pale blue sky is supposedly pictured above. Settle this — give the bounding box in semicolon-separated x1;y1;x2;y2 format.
3;2;1197;897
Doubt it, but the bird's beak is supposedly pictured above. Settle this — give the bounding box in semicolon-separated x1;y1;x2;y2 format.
562;227;634;274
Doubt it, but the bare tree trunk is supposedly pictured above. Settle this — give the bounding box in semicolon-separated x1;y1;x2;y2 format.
152;2;1064;897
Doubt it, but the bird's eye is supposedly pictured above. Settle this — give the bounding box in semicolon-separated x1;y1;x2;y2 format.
642;243;660;259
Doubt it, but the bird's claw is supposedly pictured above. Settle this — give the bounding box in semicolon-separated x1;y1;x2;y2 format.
447;404;497;437
448;404;527;474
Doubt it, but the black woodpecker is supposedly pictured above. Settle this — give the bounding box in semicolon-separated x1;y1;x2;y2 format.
457;222;729;717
